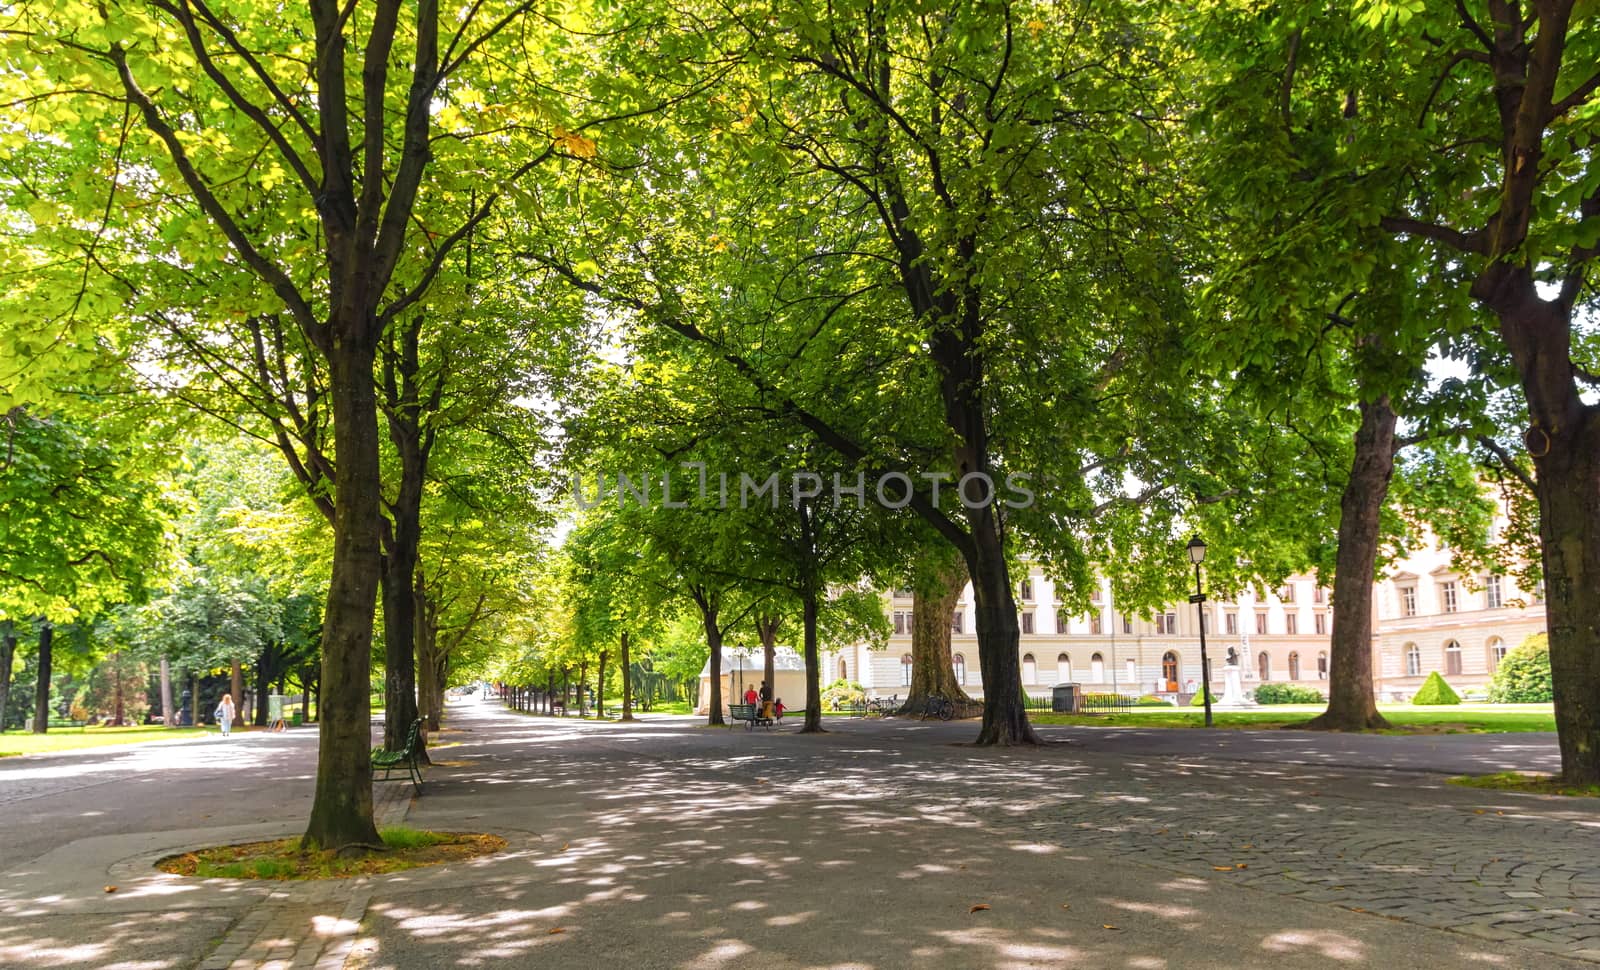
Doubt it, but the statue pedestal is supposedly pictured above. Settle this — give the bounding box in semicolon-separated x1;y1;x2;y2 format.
1215;663;1257;709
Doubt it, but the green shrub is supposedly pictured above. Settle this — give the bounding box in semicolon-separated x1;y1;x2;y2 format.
1252;683;1326;705
1412;671;1462;705
1136;694;1176;707
1189;688;1218;706
821;679;865;711
1488;633;1553;703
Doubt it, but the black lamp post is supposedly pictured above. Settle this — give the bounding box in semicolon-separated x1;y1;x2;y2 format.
1187;535;1213;728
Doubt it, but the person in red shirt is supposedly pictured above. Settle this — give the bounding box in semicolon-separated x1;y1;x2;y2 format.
774;698;786;721
744;685;758;706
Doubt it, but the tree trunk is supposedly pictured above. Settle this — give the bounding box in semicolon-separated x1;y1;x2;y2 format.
301;343;383;852
700;599;726;726
158;656;174;729
967;522;1036;745
254;645;272;726
191;671;200;727
0;621;15;732
379;332;426;754
620;631;634;721
32;622;53;734
112;651;126;726
229;659;243;729
1305;396;1396;731
577;662;588;716
903;552;974;713
800;592;823;733
596;649;608;719
756;612;780;701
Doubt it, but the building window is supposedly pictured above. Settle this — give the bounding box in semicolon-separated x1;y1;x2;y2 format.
952;611;964;635
1441;581;1458;614
1020;579;1034;601
1314;613;1327;635
1122;616;1133;635
1534;580;1545;603
892;587;913;599
1091;587;1104;604
1288;651;1301;680
1090;653;1105;683
1317;651;1328;679
1400;586;1417;617
1057;653;1070;681
1125;658;1137;684
1057;608;1071;633
1445;640;1462;676
1286;613;1298;635
1486;575;1503;610
1201;612;1210;634
1405;643;1421;677
1258;651;1270;681
1089;612;1102;635
1021;611;1035;635
1279;585;1295;603
1156;612;1177;635
953;653;966;684
1313;586;1325;604
892;611;912;635
901;653;913;685
1255;613;1267;635
1488;638;1507;671
1022;653;1037;683
1225;612;1238;635
839;658;847;681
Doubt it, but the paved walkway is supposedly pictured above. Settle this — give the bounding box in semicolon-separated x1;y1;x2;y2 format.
0;701;1594;968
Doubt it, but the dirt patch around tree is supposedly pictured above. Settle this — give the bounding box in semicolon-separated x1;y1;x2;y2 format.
157;828;505;880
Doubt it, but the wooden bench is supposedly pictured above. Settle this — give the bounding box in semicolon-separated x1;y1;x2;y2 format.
729;703;774;730
371;717;424;793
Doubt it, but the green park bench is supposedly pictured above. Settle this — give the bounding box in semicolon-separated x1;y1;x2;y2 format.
729;703;774;730
371;717;424;793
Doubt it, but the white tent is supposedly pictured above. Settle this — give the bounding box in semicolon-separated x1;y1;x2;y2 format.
697;646;809;715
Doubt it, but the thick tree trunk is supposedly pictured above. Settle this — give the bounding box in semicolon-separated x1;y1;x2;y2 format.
416;626;439;732
1306;397;1396;731
0;621;15;732
903;552;974;713
158;656;174;729
967;521;1036;745
577;662;588;716
620;632;634;721
701;603;726;726
756;613;780;700
191;671;200;727
302;343;383;852
596;649;608;718
254;645;272;726
800;593;823;733
32;622;52;734
379;337;426;754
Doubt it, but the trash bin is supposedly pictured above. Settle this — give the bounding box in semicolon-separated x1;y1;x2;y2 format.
1052;683;1080;713
291;710;303;726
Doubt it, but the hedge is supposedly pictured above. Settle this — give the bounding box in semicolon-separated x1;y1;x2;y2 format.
1412;671;1462;705
1251;682;1326;705
1488;633;1553;703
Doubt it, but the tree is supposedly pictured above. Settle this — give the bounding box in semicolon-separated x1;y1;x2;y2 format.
1489;633;1554;704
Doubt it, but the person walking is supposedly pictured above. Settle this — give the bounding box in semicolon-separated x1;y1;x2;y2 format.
215;693;235;737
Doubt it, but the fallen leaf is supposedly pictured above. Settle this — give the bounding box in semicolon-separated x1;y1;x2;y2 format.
1212;865;1234;872
958;864;967;870
1240;844;1254;849
1474;809;1486;815
1060;904;1071;911
547;927;565;935
1156;828;1168;835
1102;924;1119;930
970;904;991;913
103;886;117;893
1237;863;1249;870
561;843;570;851
1495;811;1504;816
1351;907;1367;913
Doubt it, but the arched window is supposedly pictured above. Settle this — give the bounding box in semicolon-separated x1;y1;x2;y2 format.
1162;651;1179;690
1057;653;1071;681
1445;639;1463;676
900;653;913;686
1487;637;1507;672
1090;652;1105;683
839;658;847;681
1288;652;1301;680
1404;643;1421;677
1022;653;1037;684
953;653;967;685
1258;651;1271;681
1317;651;1328;680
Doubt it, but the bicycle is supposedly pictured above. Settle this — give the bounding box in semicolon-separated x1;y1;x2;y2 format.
922;693;955;721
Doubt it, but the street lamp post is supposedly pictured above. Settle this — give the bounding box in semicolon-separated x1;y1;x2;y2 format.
1187;535;1213;728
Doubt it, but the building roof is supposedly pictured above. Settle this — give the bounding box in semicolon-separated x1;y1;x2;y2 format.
699;646;806;677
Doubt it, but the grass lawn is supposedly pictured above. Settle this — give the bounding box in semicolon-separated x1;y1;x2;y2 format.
0;724;211;757
157;826;504;880
1028;703;1555;734
1449;771;1600;797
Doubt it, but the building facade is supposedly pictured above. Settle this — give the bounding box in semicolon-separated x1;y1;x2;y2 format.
825;540;1545;702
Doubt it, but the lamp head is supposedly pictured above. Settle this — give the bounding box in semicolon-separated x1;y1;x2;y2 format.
1186;534;1207;565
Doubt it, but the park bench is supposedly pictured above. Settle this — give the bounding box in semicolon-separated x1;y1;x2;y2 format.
729;703;775;730
371;717;424;793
